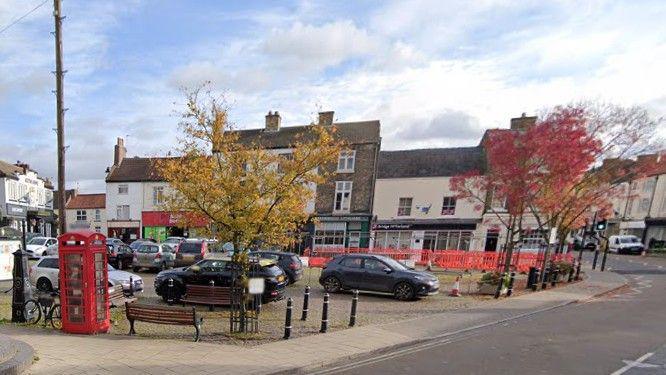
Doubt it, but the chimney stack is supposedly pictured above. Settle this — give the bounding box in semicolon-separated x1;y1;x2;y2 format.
114;137;126;166
318;111;334;126
14;161;30;174
510;113;537;131
265;111;281;131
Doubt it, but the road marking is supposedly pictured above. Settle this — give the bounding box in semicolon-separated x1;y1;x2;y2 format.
611;352;655;375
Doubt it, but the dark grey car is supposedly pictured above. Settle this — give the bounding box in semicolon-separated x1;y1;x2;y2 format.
319;254;439;301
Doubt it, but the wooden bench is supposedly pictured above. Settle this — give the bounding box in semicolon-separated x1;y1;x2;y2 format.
181;285;231;310
109;286;136;308
125;302;203;342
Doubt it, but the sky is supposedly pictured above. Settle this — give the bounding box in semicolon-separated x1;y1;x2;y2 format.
0;0;664;193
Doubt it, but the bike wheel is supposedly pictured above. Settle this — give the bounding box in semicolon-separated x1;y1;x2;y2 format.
49;304;62;330
23;299;41;325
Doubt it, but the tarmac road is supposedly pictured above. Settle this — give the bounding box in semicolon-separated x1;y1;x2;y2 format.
318;254;666;375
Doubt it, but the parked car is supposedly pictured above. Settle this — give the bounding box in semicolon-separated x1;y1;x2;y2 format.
153;255;287;303
165;236;185;245
132;243;175;272
106;238;126;247
319;254;440;301
249;251;303;284
129;240;147;251
26;237;57;258
107;242;134;270
174;239;209;267
43;243;59;256
29;256;143;294
608;235;645;254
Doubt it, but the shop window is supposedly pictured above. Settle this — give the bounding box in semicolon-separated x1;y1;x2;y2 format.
118;184;128;195
441;196;456;215
334;181;352;213
337;150;355;173
314;222;346;247
116;205;130;220
76;210;87;221
153;186;165;206
397;197;413;216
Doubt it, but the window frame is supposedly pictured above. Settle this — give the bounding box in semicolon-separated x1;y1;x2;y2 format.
337;150;356;173
441;196;457;215
118;184;129;195
397;197;413;217
333;181;353;213
76;210;87;221
152;186;165;206
116;205;130;220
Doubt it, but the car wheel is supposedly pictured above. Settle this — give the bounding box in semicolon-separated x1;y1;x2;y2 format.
36;277;53;292
394;282;415;301
42;251;48;257
323;276;342;293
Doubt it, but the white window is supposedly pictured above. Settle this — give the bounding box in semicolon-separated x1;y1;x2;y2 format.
94;209;101;222
643;179;656;193
76;210;87;221
397;197;412;216
337;150;356;173
638;198;650;212
118;184;128;195
333;181;352;213
18;184;27;202
153;186;165;206
441;196;457;215
116;205;130;220
7;181;17;201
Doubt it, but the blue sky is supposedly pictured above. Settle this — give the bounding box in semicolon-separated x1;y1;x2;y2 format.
1;0;664;192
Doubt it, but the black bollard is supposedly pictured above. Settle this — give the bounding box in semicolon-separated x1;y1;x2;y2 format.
494;272;506;299
11;249;32;323
601;247;609;271
209;280;215;311
301;286;310;321
575;257;583;281
531;269;540;292
349;290;359;327
283;298;293;339
526;267;536;290
568;262;575;282
551;267;559;287
506;272;516;297
167;278;174;305
128;276;134;298
592;249;599;270
320;293;329;333
541;266;550;290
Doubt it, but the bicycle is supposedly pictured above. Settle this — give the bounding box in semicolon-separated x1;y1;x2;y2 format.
23;290;62;329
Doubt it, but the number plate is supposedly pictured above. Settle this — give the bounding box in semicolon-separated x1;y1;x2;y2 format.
278;275;285;282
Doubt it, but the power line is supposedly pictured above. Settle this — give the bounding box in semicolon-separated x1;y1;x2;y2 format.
0;0;49;36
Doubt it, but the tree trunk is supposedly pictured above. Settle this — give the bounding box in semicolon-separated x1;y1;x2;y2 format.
538;242;552;289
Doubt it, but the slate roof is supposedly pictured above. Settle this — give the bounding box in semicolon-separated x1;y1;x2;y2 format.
0;160;24;179
235;121;381;149
66;193;106;209
378;147;486;179
105;157;172;182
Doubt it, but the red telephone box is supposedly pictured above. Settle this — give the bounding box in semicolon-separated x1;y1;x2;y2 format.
58;231;110;334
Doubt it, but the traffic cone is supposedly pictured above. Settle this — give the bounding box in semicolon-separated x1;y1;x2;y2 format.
449;276;461;297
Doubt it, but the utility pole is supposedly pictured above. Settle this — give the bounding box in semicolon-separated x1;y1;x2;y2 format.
53;0;66;234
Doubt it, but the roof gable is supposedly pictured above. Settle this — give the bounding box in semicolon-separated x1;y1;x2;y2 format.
66;194;106;209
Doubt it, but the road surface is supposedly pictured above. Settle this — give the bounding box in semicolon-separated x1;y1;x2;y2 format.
316;254;666;375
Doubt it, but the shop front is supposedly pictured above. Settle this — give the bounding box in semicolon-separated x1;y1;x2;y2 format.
107;220;141;243
371;219;481;251
311;215;372;250
141;211;208;242
645;218;666;246
619;220;646;238
27;209;55;237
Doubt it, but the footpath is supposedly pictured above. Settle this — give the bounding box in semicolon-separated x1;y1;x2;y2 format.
0;268;626;375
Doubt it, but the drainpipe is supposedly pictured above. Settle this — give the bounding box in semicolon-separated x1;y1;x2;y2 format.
368;137;381;248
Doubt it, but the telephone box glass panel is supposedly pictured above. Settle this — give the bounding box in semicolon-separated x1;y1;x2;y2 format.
64;253;84;323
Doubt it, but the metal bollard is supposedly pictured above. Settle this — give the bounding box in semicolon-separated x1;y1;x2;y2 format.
541;266;549;290
592;249;599;270
567;262;575;282
575;257;583;281
494;272;506;299
320;293;329;333
209;280;215;311
349;290;359;327
531;269;540;291
128;276;134;297
301;286;310;321
283;298;293;339
167;278;174;305
601;248;609;272
506;272;516;297
526;267;536;290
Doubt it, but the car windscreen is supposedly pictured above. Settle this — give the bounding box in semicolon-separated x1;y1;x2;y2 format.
381;257;408;271
165;238;181;243
28;238;47;245
137;245;158;253
620;237;639;243
179;242;203;253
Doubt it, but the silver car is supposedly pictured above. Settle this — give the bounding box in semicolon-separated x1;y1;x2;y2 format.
132;243;175;272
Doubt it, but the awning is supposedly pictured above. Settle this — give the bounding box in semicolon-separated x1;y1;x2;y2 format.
619;220;646;230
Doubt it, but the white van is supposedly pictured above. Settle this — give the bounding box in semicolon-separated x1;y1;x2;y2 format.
608;235;644;255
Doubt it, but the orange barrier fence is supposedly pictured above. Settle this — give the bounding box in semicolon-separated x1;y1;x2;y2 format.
303;247;573;272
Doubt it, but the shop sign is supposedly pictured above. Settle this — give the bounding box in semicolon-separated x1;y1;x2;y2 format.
318;216;369;222
5;203;27;218
373;223;412;230
70;221;91;230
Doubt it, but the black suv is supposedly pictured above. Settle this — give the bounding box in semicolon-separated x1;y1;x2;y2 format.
154;256;287;303
249;251;303;284
319;254;439;301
